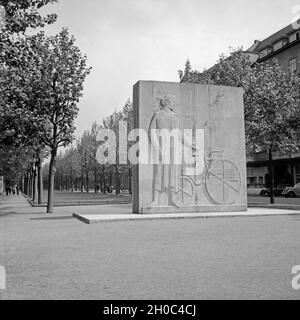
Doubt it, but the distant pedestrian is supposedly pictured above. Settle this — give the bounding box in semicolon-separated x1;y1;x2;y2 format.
5;187;9;196
16;186;19;195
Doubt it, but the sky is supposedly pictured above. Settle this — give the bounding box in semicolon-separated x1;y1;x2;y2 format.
41;0;300;139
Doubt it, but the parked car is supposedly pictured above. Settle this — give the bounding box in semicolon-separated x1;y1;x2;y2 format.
282;183;300;198
260;184;292;197
247;184;267;196
248;184;292;197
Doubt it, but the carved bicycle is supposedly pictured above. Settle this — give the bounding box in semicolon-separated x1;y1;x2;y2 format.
174;151;241;206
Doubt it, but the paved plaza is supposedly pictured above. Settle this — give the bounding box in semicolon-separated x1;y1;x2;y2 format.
0;194;300;300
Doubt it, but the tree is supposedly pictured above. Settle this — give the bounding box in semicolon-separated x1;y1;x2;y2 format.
0;0;57;34
180;51;300;204
0;33;52;204
50;100;134;197
0;145;33;191
27;29;91;213
77;130;95;193
55;147;81;191
245;60;300;203
0;3;91;212
101;99;134;195
0;0;57;200
90;122;101;193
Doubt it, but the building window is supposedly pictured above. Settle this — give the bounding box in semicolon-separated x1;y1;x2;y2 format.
290;33;297;42
259;49;268;59
289;57;297;73
290;32;299;42
273;40;283;51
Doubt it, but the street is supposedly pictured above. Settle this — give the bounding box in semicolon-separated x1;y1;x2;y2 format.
0;195;300;300
248;196;300;206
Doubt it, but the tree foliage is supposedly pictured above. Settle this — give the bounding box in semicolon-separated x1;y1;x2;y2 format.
54;100;134;195
0;1;91;212
179;51;300;154
0;0;57;34
179;51;300;203
0;0;58;195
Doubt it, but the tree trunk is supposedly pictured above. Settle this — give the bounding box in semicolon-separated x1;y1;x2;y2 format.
32;164;38;203
70;173;74;192
99;173;103;193
81;172;84;192
23;175;26;195
26;171;30;196
102;167;107;194
29;169;33;199
268;149;275;204
21;176;25;193
109;172;112;190
37;158;43;204
115;165;120;195
86;169;89;193
28;172;31;197
128;167;132;195
94;166;98;193
47;149;57;213
31;168;35;199
24;173;28;195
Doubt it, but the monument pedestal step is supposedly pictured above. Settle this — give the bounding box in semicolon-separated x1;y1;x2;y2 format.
73;208;300;224
140;205;247;214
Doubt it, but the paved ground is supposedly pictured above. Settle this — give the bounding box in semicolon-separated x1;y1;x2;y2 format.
1;194;300;300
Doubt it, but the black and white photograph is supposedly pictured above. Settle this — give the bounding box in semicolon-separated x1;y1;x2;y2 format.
0;0;300;310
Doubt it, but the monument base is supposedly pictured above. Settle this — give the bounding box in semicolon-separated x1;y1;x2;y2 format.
139;205;247;215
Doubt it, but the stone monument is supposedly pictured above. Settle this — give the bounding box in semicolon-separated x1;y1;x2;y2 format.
133;81;247;214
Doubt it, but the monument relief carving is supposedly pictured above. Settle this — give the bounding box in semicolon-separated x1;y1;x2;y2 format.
148;94;201;208
133;81;247;214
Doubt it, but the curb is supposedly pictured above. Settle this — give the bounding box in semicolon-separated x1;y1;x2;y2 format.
29;201;132;208
248;203;300;211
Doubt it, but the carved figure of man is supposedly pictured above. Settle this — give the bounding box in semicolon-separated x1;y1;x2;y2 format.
148;95;182;206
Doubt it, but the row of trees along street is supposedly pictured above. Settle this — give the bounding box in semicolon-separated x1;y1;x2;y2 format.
40;51;300;206
42;100;134;196
0;0;91;212
1;2;300;212
179;52;300;203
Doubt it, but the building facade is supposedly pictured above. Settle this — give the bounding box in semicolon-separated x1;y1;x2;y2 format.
244;23;300;187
